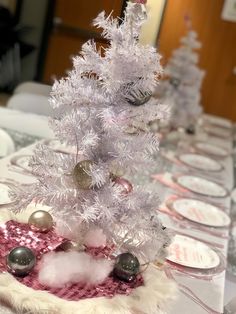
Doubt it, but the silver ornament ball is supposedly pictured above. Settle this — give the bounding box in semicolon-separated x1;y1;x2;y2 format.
170;77;180;88
127;89;152;106
7;246;36;276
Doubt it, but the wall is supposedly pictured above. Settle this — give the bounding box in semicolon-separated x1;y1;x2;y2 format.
0;0;16;13
158;0;236;120
139;0;166;46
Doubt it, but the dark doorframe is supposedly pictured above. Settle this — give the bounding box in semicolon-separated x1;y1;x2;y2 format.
13;0;23;24
35;0;56;81
120;0;129;20
36;0;129;82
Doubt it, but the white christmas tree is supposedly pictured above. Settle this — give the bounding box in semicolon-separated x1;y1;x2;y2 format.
13;2;171;265
158;23;205;130
3;3;179;313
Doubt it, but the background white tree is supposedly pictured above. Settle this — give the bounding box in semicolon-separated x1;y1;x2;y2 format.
158;23;205;130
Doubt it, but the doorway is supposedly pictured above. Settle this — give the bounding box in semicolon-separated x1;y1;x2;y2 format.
42;0;126;84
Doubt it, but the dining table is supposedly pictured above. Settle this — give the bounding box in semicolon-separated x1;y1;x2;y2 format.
0;107;53;139
157;133;233;314
0;114;234;314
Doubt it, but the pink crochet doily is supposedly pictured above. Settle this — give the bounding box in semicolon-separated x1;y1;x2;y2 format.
0;221;143;301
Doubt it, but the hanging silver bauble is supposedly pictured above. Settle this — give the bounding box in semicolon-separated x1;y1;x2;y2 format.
126;89;152;106
170;77;180;88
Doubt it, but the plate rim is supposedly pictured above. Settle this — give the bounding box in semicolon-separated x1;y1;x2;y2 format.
170;197;230;227
203;116;232;129
203;125;232;139
0;179;18;206
10;155;32;172
167;234;220;269
177;153;223;172
44;139;77;155
173;174;229;198
193;141;230;157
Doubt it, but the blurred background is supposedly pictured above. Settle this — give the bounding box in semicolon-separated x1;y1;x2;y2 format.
0;0;235;120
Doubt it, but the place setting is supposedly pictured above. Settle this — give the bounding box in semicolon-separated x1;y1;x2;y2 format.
193;141;231;159
166;234;223;271
203;124;233;140
169;197;230;228
0;178;18;207
0;128;15;158
176;152;224;172
202;115;233;130
160;144;227;186
44;139;78;155
163;233;226;314
173;174;229;199
153;171;230;204
159;195;230;240
9;155;33;176
164;228;227;285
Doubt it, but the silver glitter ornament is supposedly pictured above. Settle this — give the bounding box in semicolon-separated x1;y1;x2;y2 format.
28;210;54;232
7;246;36;276
170;77;180;88
185;124;195;135
73;160;94;189
124;79;152;106
126;89;152;106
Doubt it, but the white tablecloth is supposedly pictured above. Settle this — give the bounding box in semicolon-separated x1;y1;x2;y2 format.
0;134;233;314
0;107;53;138
158;136;233;314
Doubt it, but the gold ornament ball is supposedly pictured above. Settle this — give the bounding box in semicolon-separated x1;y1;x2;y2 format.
73;160;94;189
28;210;54;232
109;161;125;179
56;240;85;252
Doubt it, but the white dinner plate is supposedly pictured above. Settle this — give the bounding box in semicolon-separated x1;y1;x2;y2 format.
10;155;32;172
204;125;232;139
231;188;236;203
167;234;220;269
203;115;232;129
172;198;230;227
45;139;77;154
176;175;228;197
194;142;229;158
178;153;222;172
0;129;15;157
0;182;15;205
